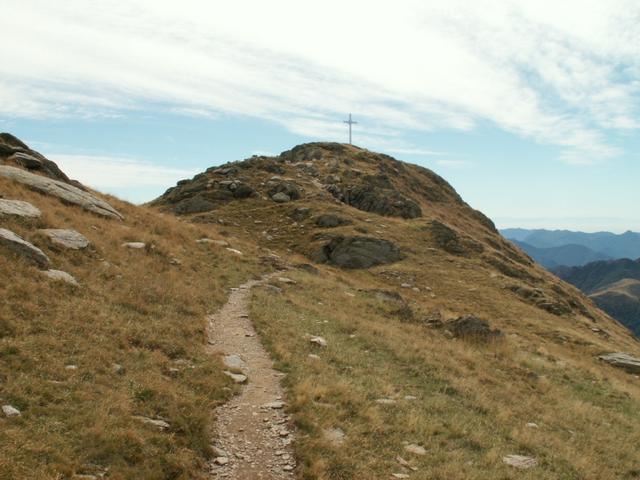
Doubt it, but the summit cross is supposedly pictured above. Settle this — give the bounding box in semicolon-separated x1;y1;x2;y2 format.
343;113;357;145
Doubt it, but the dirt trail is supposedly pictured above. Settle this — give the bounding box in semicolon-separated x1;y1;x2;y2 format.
207;276;295;479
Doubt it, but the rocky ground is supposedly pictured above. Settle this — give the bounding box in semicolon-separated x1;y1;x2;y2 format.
207;276;296;479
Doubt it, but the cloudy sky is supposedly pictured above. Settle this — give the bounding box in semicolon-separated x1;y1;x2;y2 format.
1;0;639;231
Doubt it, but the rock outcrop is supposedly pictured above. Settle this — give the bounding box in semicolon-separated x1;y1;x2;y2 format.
0;133;72;183
598;352;640;373
0;228;50;267
0;199;41;218
0;166;123;220
312;235;402;269
39;229;89;250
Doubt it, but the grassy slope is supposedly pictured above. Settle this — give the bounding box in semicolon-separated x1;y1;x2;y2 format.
0;176;267;480
251;266;640;480
148;142;640;479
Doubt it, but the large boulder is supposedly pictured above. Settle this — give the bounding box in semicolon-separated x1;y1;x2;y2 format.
0;228;50;267
312;235;402;269
0;166;123;220
39;229;89;250
267;180;301;200
0;199;41;218
598;352;640;373
445;315;502;340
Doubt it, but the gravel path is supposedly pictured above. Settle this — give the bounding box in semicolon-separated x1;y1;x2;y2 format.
207;276;296;479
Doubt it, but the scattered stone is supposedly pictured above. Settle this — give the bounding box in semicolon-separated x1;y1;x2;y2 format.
290;207;311;221
391;474;410;479
283;465;294;471
404;444;427;456
315;213;351;228
133;415;170;430
2;405;21;417
598;352;640;374
445;315;502;340
223;354;247;370
375;398;397;405
526;422;539;428
122;242;146;249
71;475;98;480
308;354;320;360
65;364;78;370
404;395;417;401
263;401;285;409
42;269;79;286
309;336;327;347
214;456;229;466
396;456;418;471
226;248;244;255
0;228;49;267
502;455;537;469
39;229;89;250
212;446;228;457
0;165;124;220
278;277;296;284
322;427;345;445
271;192;291;203
112;363;125;375
224;371;248;383
0;199;41;218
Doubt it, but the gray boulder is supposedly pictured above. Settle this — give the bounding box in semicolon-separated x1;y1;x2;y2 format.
271;192;291;203
42;269;79;286
312;235;402;269
39;229;89;250
0;228;49;267
0;199;41;218
0;166;123;220
268;180;301;200
598;352;640;373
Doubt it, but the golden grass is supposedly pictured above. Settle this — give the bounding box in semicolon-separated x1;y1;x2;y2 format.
0;177;266;479
250;268;640;479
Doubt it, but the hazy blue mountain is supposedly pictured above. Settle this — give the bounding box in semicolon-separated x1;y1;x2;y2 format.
502;228;640;261
513;240;611;269
553;258;640;294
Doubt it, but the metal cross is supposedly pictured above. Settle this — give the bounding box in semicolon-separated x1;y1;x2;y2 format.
343;113;357;145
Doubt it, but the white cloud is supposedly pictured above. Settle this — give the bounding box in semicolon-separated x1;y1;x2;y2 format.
50;154;197;189
2;0;639;164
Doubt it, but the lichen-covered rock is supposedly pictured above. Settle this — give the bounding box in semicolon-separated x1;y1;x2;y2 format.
39;229;89;250
0;228;50;267
598;352;640;373
445;315;502;340
42;269;79;286
0;199;41;218
312;235;402;269
0;166;123;220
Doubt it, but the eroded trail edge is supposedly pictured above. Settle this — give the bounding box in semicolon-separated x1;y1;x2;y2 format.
207;276;295;479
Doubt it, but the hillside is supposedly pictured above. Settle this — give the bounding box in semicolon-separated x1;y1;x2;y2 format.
502;228;640;260
511;240;611;269
591;279;640;336
554;258;640;294
3;137;640;479
555;259;640;338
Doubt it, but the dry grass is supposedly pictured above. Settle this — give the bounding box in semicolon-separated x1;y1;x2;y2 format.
250;267;640;480
0;177;267;479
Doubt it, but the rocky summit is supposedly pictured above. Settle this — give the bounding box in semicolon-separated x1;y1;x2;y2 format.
3;136;640;480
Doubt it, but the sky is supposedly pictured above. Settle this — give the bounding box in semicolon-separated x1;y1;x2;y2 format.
1;0;639;232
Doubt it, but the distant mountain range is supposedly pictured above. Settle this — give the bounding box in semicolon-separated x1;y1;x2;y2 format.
502;228;640;264
511;239;611;269
554;259;640;336
502;228;640;336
